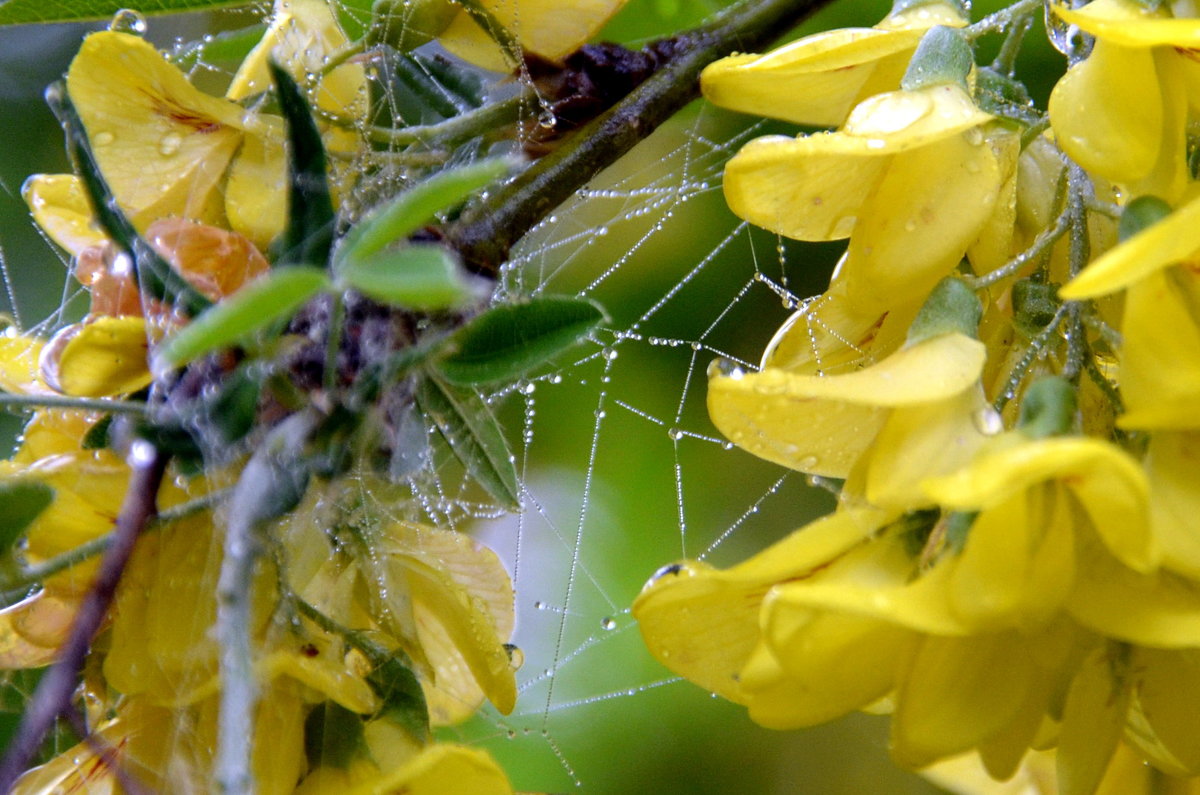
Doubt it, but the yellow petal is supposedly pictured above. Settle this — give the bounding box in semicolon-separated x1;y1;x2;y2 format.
1049;41;1162;186
1057;645;1130;795
352;743;512;795
949;485;1075;630
1053;0;1200;47
1147;432;1200;578
700;28;924;126
632;507;888;702
224;128;288;249
1132;648;1200;776
893;631;1037;768
21;174;106;257
840;127;1005;313
0;332;46;395
1068;538;1200;647
723;84;992;240
259;649;379;715
41;316;154;398
863;386;991;510
923;436;1155;573
1117;266;1200;429
1060;193;1200;300
228;0;366;118
0;591;78;669
708;333;985;477
747;604;912;728
67;32;244;226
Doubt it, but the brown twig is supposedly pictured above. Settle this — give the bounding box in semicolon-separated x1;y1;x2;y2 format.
0;443;168;791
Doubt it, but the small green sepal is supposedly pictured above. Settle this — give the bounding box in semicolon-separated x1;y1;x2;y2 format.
900;26;974;93
906;277;983;345
1118;195;1173;243
0;480;54;554
1018;375;1077;439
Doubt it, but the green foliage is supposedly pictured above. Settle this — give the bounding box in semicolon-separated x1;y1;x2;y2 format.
0;481;53;554
338;245;480;310
335;158;513;269
271;61;337;269
152;267;331;374
415;376;520;510
437;296;607;385
0;0;250;26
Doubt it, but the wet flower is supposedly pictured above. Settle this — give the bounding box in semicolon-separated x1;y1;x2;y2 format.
1047;0;1200;204
701;0;969;126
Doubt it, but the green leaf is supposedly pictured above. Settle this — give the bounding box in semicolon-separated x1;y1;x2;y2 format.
335;158;512;268
304;702;366;769
45;83;211;316
337;245;480;310
81;414;114;450
415;376;519;510
172;23;266;71
0;0;250;26
436;295;607;385
0;481;53;554
270;61;335;269
367;654;431;741
153;267;331;375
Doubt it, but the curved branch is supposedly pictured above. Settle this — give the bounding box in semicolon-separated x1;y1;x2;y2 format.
444;0;837;275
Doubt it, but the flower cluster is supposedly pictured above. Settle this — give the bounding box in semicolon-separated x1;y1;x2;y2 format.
635;1;1200;792
0;0;626;789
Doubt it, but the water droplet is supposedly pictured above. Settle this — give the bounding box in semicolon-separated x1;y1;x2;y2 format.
831;214;857;237
158;132;183;156
602;347;618;362
972;408;1004;436
648;563;684;585
533;600;545;609
707;357;745;380
507;729;517;739
667;427;683;441
549;374;563;384
93;131;115;146
520;381;536;395
594;409;606;419
722;441;735;451
797;454;819;470
108;8;147;35
600;616;617;631
963;127;983;146
904;219;917;232
690;341;702;351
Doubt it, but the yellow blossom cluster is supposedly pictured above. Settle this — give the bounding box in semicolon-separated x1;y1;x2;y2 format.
634;1;1200;793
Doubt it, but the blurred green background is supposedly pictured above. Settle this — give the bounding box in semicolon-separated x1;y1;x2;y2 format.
0;0;1065;792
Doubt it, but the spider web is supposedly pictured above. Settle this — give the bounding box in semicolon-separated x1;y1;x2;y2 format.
0;2;947;793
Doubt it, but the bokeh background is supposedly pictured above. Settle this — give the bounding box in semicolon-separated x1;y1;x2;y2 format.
0;0;1064;791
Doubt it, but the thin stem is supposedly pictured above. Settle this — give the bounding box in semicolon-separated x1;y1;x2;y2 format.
0;392;147;416
456;0;524;68
0;490;226;600
445;0;839;275
991;12;1034;76
994;303;1070;412
1063;163;1092;381
964;0;1043;40
319;40;366;77
969;211;1070;289
289;593;405;670
0;443;168;793
324;293;345;394
319;87;536;148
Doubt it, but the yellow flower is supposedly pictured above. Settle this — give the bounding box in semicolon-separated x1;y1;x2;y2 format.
723;81;1016;314
437;0;630;72
708;296;987;482
1047;0;1200;203
701;0;968;126
1060;195;1200;430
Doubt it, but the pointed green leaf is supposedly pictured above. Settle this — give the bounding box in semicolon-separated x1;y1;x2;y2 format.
153;267;331;375
436;295;607;385
415;376;519;510
270;60;335;269
338;245;480;310
335;158;512;268
173;24;267;71
0;0;249;26
0;481;54;554
367;654;431;741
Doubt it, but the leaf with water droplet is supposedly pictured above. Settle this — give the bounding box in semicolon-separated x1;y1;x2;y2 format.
0;480;54;555
337;244;481;311
152;266;331;375
435;296;607;385
415;375;520;510
270;60;334;269
335;158;514;271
